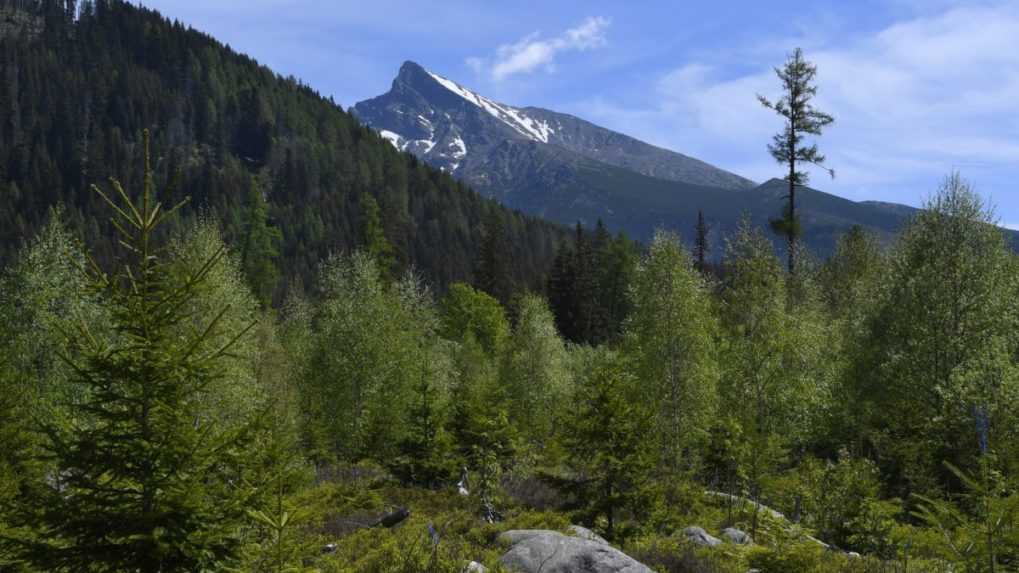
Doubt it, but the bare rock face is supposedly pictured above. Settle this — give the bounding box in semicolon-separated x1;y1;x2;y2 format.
498;529;652;573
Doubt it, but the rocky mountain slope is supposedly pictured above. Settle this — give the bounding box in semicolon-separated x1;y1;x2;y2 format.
353;61;946;255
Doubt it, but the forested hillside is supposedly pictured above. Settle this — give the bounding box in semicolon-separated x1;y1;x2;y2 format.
0;0;565;298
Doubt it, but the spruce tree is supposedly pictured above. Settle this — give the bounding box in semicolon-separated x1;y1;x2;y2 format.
475;211;513;305
694;210;709;273
547;241;577;342
564;353;651;539
17;132;260;572
758;48;834;274
598;231;638;342
360;192;395;281
240;177;282;308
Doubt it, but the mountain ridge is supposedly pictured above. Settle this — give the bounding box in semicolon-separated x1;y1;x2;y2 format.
353;61;1013;255
354;61;756;192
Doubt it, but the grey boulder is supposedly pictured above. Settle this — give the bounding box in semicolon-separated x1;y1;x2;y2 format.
683;526;722;547
721;527;752;545
498;529;652;573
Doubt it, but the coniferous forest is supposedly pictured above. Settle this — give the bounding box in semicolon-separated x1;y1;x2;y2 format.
3;2;1019;572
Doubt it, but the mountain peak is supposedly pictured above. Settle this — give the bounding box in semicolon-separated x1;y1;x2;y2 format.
394;60;433;88
354;62;756;192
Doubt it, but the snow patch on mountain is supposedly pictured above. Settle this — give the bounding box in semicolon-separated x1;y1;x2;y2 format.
427;70;554;143
380;130;403;150
450;135;467;159
379;129;436;155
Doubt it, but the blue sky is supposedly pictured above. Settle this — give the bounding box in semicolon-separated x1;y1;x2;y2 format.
143;0;1019;225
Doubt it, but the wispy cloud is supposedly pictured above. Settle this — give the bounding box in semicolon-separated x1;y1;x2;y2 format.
470;16;610;82
575;2;1019;205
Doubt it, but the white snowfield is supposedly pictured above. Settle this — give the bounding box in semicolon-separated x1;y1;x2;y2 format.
427;70;555;143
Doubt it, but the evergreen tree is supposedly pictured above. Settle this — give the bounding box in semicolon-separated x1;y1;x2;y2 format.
448;335;515;521
546;223;610;345
475;211;513;305
236;321;314;573
0;360;45;571
394;363;457;487
572;223;601;343
694;210;709;273
360;192;395;281
240;178;282;307
758;48;835;274
564;352;652;539
547;241;577;342
15;132;260;572
598;231;638;342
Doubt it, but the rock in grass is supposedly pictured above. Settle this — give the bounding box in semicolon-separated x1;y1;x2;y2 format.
498;529;652;573
683;526;722;547
721;527;752;545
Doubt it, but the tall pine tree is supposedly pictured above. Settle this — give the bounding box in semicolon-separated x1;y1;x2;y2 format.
758;48;834;274
240;177;282;307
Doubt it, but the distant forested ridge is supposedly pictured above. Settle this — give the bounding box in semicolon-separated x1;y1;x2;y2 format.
0;0;565;297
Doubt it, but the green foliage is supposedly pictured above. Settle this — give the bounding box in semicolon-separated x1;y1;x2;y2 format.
501;293;570;446
625;230;718;474
0;207;109;423
11;133;260;572
784;451;888;552
439;283;509;356
169;216;265;429
475;211;514;305
718;217;798;535
548;222;639;344
913;458;1019;572
240;178;283;307
862;174;1019;495
448;335;516;518
392;360;458;487
306;252;449;462
563;351;653;539
0;360;44;572
361;192;396;282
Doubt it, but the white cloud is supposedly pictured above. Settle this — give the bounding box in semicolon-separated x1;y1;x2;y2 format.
470;16;610;82
575;2;1019;208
